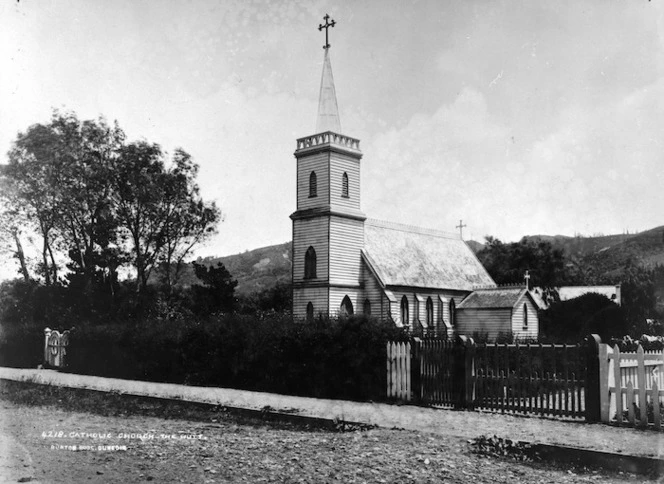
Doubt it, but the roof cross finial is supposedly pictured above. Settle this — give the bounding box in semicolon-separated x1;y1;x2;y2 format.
524;270;531;290
318;14;336;50
456;219;467;240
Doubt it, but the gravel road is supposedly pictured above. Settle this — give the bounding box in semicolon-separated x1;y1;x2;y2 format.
0;381;658;484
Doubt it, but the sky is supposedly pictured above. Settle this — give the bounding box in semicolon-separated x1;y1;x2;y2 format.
1;0;663;271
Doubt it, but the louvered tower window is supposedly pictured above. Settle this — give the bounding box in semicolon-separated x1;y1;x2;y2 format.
523;303;528;329
341;172;349;198
309;171;317;198
304;246;317;279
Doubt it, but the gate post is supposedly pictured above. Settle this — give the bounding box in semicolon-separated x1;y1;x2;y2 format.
584;334;602;422
43;327;52;366
411;338;422;403
454;335;475;409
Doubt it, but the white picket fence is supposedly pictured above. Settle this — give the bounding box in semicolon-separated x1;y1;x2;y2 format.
386;341;411;401
599;343;664;428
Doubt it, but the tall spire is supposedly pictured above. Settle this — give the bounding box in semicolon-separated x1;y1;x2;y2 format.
316;49;341;133
315;15;341;134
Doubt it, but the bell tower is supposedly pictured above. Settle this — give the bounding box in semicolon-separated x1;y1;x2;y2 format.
290;16;366;320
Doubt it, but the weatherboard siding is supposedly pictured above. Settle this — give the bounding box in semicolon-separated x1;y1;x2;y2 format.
361;259;384;319
292;218;329;282
297;153;329;210
329;288;362;317
385;290;461;330
329;216;364;285
456;308;511;340
329;153;361;212
293;287;328;320
511;296;539;340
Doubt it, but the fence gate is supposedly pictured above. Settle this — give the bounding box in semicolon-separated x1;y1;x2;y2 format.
387;337;587;418
416;339;459;407
44;328;70;369
473;343;586;419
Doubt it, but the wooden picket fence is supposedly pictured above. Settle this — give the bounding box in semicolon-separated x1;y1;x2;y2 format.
389;335;664;430
600;343;664;428
387;338;586;418
386;341;411;400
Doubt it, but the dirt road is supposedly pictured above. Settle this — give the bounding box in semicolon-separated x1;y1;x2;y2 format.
0;382;656;483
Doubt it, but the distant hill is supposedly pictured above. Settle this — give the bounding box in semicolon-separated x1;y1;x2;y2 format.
466;240;484;254
181;242;292;297
180;226;663;300
522;226;664;276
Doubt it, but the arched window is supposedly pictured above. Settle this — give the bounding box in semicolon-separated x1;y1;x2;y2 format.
449;299;456;329
306;302;314;322
401;295;409;326
304;246;317;279
341;172;349;198
340;296;354;317
309;171;317;198
426;297;434;327
364;298;371;316
523;303;528;329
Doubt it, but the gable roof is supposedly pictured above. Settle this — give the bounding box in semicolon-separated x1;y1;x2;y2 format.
362;219;495;291
457;286;537;310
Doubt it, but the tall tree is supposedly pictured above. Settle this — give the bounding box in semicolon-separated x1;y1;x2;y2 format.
5;111;127;289
114;143;220;293
0;171;31;282
477;237;568;288
6;121;65;285
156;149;221;294
51;113;126;292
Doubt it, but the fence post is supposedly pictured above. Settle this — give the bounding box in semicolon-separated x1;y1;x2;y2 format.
584;334;602;422
598;343;609;422
411;338;422;403
454;335;475;409
43;327;52;365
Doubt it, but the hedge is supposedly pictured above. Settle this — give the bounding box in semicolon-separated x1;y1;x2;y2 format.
2;314;404;402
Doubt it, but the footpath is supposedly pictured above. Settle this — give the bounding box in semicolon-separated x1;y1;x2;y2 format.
1;367;662;463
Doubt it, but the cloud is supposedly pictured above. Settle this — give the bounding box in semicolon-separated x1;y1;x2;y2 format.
360;77;664;242
361;87;510;237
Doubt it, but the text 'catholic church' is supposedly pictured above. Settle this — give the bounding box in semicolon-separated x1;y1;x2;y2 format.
290;17;540;340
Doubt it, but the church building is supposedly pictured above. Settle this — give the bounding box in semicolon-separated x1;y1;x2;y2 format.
291;18;539;339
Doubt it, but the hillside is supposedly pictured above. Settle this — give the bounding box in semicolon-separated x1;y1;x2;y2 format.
181;226;663;301
181;242;292;297
523;226;664;276
465;240;484;254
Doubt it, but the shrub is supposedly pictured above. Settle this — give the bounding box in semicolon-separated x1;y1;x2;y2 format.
60;313;402;402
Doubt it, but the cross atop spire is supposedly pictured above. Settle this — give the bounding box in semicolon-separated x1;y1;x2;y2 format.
318;14;336;50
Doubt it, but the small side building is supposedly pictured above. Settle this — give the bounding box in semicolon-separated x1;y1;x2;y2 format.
455;286;540;341
531;284;622;309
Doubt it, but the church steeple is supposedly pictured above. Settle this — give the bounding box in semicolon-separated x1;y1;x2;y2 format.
291;15;364;321
316;49;341;133
315;14;341;134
